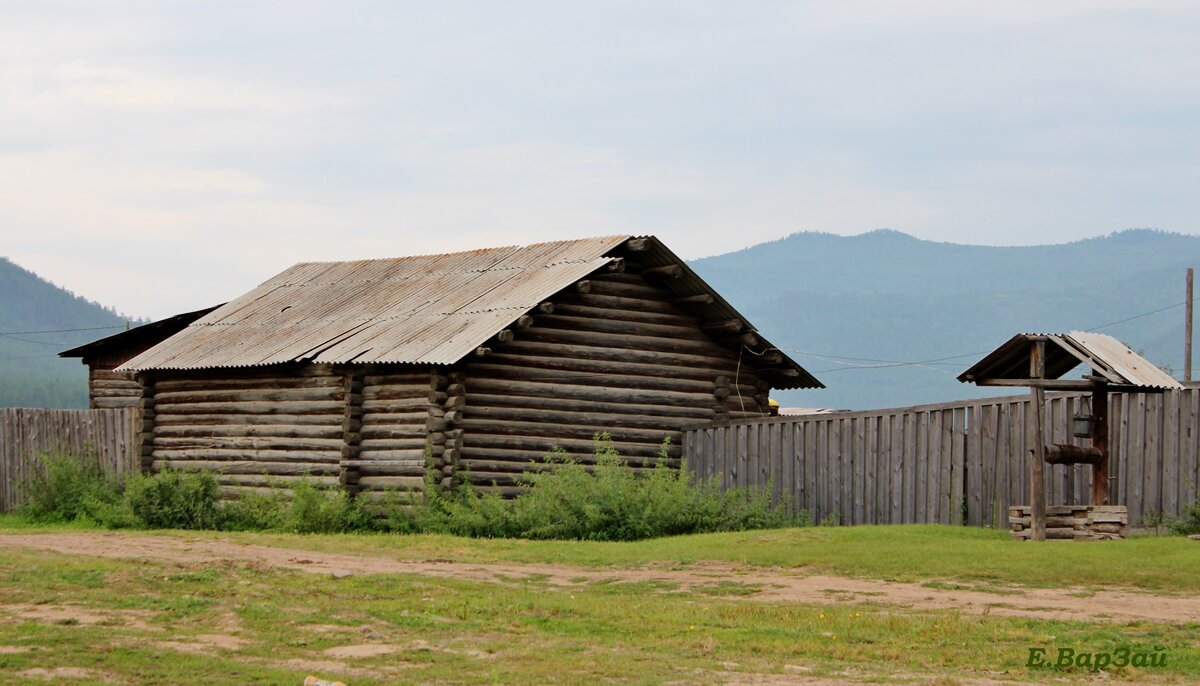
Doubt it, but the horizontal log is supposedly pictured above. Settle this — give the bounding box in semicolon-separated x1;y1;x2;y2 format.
361;397;430;413
91;369;138;381
94;398;139;409
359;438;428;451
362;373;431;386
976;378;1096;390
154;436;343;451
154;400;343;416
153;424;342;439
461;418;677;445
537;301;555;314
533;313;707;342
361;384;429;400
585;279;672;299
520;327;733;358
89;389;140;400
465;392;714;420
550;302;699;328
154;375;343;393
454;404;711;432
675;294;715;306
357;448;427;460
90;378;140;389
356;476;425;490
499;339;738;371
464;433;678;458
151;460;338;476
642;264;682;279
514;314;535;328
478;352;742;386
701;319;744;334
153;413;341;427
362;411;428;425
212;473;339;488
153;387;344;404
467;377;716;407
565;292;682;316
360;426;426;440
1044;444;1104;465
152;448;340;462
465;363;721;395
460;455;679;474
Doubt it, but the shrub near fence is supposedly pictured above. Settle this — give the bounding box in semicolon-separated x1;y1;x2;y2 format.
0;408;139;512
683;389;1200;528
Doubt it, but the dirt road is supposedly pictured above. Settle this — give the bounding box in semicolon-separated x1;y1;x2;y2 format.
2;531;1195;624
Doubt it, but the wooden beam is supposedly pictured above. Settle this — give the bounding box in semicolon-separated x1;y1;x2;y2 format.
1045;444;1103;465
537;302;555;314
1092;381;1110;505
643;264;683;279
1029;340;1047;542
674;294;714;306
975;378;1094;390
701;318;744;334
624;237;649;251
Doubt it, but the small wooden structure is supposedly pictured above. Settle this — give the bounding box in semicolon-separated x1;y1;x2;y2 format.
100;236;822;500
959;331;1182;540
60;306;220;409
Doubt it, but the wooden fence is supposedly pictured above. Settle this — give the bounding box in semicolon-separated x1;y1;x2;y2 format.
682;389;1200;528
0;408;139;512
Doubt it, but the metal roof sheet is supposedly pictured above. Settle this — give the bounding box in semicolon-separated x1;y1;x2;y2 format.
958;331;1182;390
116;235;822;389
120;237;627;371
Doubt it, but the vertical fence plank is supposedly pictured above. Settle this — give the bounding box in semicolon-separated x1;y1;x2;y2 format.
1163;391;1180;518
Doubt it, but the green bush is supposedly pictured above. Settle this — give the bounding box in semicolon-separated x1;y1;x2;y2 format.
222;478;370;534
123;470;222;530
23;452;122;523
410;435;807;541
1169;500;1200;536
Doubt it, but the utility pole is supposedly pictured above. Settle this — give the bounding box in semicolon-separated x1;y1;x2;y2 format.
1187;268;1194;382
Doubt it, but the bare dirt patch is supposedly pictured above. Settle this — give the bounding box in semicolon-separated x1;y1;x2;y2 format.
2;531;1197;624
1;602;154;630
18;667;107;681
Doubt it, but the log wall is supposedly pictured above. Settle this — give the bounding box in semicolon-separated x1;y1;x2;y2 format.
352;370;435;499
459;267;770;491
147;365;346;498
89;368;141;409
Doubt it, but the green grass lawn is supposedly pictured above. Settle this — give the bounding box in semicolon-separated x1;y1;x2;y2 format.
5;516;1191;593
2;520;1199;684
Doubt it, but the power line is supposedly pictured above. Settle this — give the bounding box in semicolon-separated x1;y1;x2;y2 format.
1088;301;1185;331
0;325;125;335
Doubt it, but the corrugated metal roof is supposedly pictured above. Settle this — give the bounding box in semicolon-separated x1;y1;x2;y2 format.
120;237;627;371
117;235;822;389
958;331;1182;390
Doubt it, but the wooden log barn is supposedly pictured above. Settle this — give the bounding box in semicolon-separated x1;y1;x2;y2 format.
959;331;1182;540
98;236;822;499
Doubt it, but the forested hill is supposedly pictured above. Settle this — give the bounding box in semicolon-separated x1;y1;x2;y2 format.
0;257;138;408
691;229;1197;410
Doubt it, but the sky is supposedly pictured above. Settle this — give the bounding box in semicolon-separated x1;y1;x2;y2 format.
2;1;1199;320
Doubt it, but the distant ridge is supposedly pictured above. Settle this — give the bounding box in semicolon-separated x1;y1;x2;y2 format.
691;229;1196;409
0;257;141;408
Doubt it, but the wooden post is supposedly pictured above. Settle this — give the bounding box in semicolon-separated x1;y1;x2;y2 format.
1029;340;1047;541
1092;381;1109;505
1187;268;1194;382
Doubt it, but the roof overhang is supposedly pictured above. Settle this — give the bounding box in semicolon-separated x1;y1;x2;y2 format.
958;331;1182;390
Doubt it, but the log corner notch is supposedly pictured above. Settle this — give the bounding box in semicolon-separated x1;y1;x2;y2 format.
135;372;156;474
339;369;365;495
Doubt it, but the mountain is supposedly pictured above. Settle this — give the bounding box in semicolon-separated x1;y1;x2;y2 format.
691;229;1196;410
0;257;139;408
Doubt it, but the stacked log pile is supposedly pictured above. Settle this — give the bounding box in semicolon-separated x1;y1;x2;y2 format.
1009;505;1128;540
460;266;768;492
147;365;345;498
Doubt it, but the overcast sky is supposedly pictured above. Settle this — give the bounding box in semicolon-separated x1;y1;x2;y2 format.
2;1;1198;319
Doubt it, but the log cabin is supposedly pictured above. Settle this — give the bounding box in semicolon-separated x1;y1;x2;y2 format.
60;306;220;409
112;236;822;499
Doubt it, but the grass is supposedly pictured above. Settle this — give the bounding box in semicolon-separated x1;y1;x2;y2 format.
6;518;1191;594
1;539;1198;685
